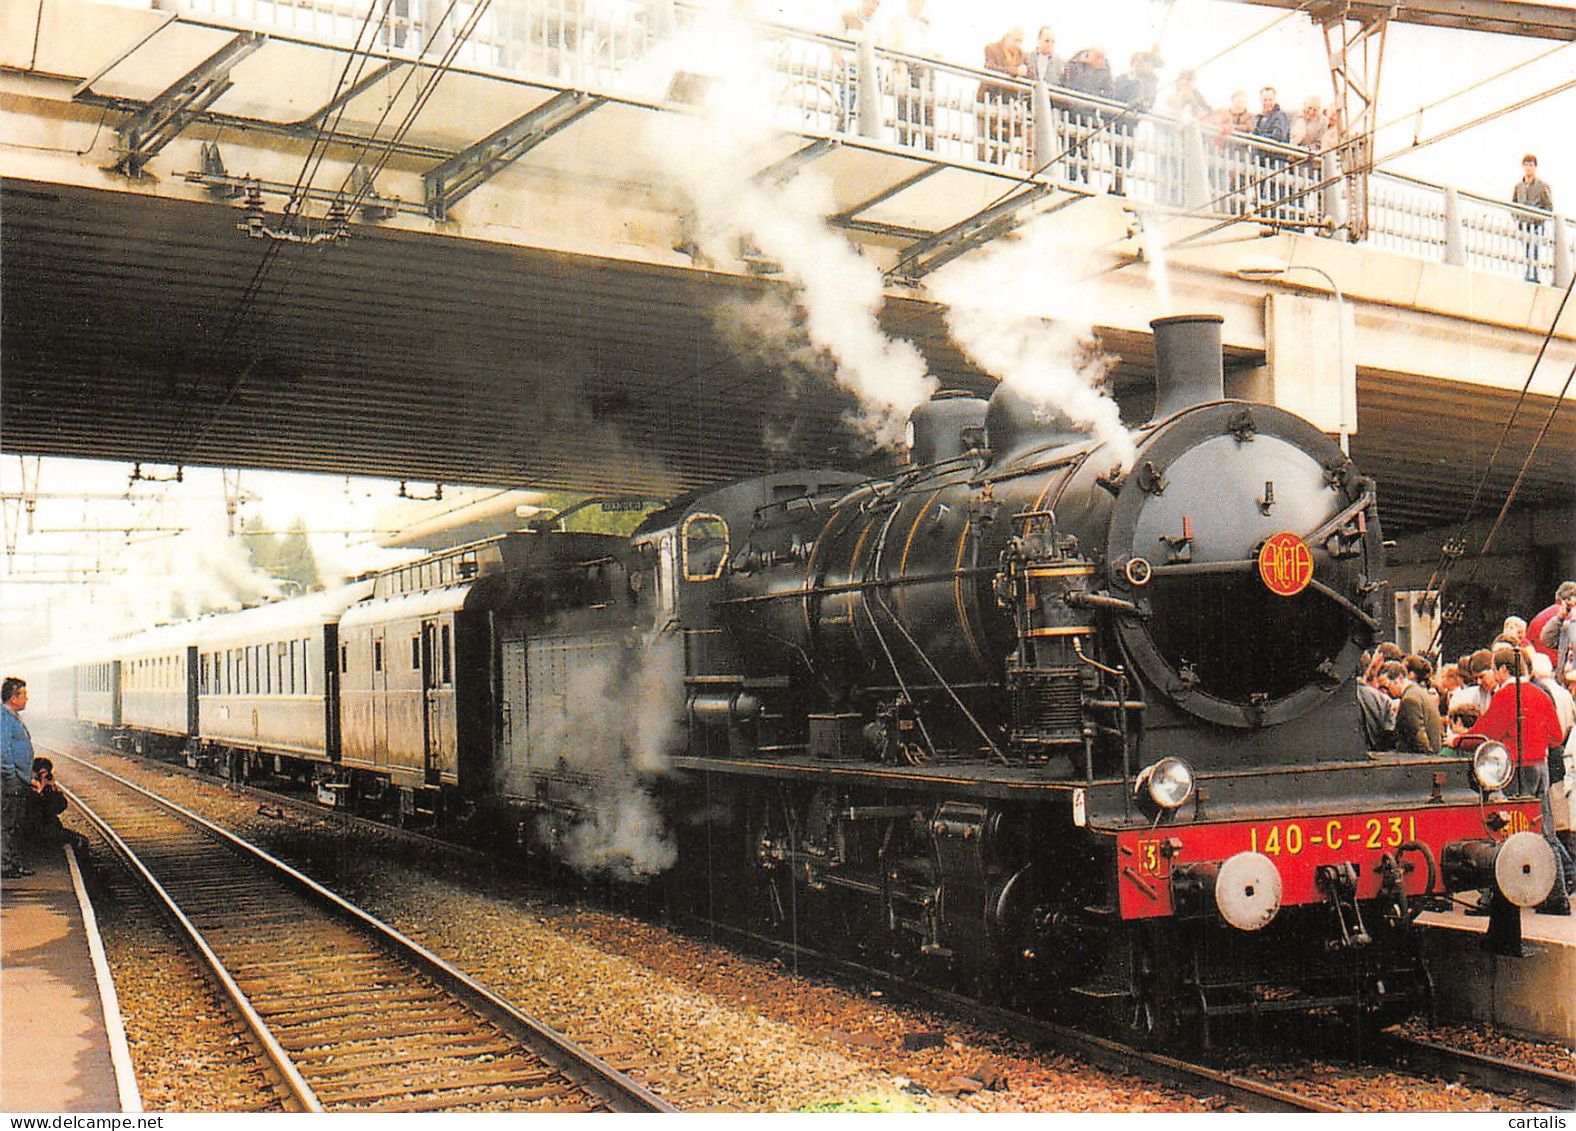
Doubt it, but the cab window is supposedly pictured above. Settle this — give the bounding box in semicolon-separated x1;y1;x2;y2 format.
682;513;729;582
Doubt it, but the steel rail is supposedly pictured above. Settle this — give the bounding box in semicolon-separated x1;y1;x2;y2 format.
686;916;1345;1113
1379;1033;1576;1109
60;749;677;1113
121;742;495;868
62;784;326;1113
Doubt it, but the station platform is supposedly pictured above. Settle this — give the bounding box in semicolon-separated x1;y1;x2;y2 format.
1;843;141;1113
1417;904;1575;1043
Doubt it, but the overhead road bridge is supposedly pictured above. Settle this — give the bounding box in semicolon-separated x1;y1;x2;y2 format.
1;0;1572;539
1242;0;1576;40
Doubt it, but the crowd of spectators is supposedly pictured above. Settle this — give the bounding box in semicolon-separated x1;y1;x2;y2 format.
1356;581;1576;915
831;5;1341;156
825;4;1338;215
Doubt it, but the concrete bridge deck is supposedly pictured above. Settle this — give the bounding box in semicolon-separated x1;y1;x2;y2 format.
2;0;1571;537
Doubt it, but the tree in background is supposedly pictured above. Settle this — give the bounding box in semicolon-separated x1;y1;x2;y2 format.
242;517;323;595
534;492;657;538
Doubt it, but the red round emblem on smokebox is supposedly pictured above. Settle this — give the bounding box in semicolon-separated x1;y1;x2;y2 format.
1257;532;1314;597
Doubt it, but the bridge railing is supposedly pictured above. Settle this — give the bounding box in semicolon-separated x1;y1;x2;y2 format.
153;0;1575;286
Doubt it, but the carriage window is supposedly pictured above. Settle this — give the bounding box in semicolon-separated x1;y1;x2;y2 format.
440;624;452;685
682;513;730;581
341;644;349;675
412;636;422;670
373;640;384;673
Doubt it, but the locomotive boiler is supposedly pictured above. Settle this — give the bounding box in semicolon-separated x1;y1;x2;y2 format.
635;314;1556;1038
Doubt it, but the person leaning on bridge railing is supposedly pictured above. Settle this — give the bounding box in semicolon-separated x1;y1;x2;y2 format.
1513;154;1555;284
1204;89;1255;215
978;27;1030;166
1110;50;1159;196
1028;26;1065;176
1291;94;1331;153
1061;47;1114;186
1165;68;1210;123
1249;85;1291;212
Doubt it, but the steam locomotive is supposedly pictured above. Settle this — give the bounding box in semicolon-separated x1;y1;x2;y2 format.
43;314;1556;1042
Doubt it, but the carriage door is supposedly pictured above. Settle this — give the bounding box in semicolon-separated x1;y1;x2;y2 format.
420;619;442;786
370;629;389;759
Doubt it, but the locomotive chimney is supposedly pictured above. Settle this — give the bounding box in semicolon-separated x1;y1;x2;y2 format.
907;389;989;466
1148;314;1224;423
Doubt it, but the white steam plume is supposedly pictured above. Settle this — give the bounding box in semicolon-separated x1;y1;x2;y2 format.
533;632;684;880
93;520;282;631
638;8;936;449
929;221;1138;469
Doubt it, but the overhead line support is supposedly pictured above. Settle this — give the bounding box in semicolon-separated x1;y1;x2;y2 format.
111;31;267;177
752;138;841;186
292;61;407;131
423;91;606;221
886;183;1072;284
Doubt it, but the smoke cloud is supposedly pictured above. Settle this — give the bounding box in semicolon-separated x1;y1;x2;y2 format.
929;220;1138;469
531;630;684;881
637;8;936;449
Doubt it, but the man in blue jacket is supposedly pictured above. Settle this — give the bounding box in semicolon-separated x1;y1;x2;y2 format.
2;676;37;878
1248;86;1292;219
1251;86;1290;144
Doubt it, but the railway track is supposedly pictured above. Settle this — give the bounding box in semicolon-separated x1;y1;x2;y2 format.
68;742;1573;1113
688;917;1576;1113
1379;1034;1576;1110
59;751;676;1114
687;917;1344;1112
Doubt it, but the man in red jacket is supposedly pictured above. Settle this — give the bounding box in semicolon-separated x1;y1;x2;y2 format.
1469;645;1571;912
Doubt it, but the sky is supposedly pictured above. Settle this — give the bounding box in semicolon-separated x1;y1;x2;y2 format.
0;460;429;653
